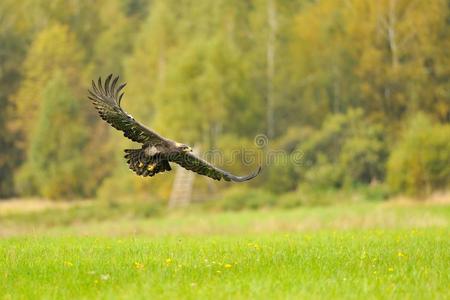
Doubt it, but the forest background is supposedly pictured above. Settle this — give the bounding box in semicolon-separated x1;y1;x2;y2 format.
0;0;448;206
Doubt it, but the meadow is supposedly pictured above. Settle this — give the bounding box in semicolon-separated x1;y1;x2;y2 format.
0;200;449;299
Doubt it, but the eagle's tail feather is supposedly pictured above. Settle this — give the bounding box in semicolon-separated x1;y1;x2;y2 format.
124;149;171;177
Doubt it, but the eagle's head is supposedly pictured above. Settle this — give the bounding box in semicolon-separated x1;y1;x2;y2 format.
175;142;193;153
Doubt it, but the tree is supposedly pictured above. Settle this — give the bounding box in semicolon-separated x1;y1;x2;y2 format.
125;0;263;144
12;24;84;150
16;76;89;199
266;0;277;139
301;109;386;188
90;0;136;76
0;0;37;198
290;0;359;126
0;32;23;197
387;114;450;196
344;0;450;122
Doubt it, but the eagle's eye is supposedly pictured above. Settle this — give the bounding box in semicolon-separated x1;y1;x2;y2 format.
176;143;192;152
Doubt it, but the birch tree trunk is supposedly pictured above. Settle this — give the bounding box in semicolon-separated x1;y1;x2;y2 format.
266;0;277;139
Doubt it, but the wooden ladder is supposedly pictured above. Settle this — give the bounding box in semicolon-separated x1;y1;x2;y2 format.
168;147;199;208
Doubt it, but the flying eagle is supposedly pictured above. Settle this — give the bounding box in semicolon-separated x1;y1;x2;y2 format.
88;75;261;182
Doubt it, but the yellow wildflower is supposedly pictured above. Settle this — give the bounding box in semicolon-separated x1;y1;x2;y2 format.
397;252;406;258
134;262;145;270
388;267;394;272
224;264;232;269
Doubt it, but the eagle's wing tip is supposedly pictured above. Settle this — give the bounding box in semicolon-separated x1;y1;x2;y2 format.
253;165;262;177
228;165;262;182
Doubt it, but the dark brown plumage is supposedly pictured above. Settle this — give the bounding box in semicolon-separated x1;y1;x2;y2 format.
88;74;261;182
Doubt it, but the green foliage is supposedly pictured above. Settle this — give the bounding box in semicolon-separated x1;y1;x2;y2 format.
12;24;84;149
265;156;298;195
16;76;89;199
1;0;449;199
125;0;263;145
263;128;310;195
291;0;450;123
0;0;39;197
0;32;24;197
91;0;135;75
387;114;450;196
301;109;387;188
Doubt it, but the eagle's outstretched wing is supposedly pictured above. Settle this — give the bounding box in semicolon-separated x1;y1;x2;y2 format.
169;152;261;182
88;75;167;145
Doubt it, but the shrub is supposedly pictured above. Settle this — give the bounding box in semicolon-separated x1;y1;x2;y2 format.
387;114;450;196
265;153;298;194
264;127;312;194
300;109;387;187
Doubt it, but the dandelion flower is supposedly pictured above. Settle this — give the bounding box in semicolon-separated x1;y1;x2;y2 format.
134;262;145;270
224;264;232;269
166;258;172;265
397;252;406;258
388;267;394;272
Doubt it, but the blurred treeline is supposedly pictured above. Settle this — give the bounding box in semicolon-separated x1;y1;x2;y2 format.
0;0;449;202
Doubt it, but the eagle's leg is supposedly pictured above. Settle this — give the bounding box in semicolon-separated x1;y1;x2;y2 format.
124;148;171;177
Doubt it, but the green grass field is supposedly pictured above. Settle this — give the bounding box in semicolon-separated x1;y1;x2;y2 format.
0;201;449;299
